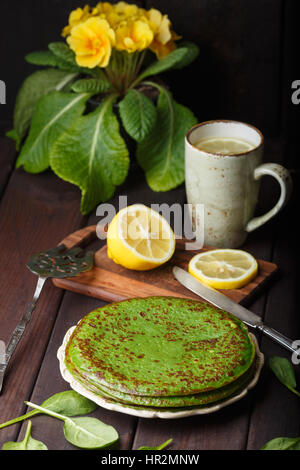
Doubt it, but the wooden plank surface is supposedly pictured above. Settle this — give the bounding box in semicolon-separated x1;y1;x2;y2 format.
246;178;300;449
0;141;86;445
0;139;297;450
0;138;16;198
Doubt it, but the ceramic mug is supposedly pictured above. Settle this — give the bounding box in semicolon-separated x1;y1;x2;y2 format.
185;120;293;248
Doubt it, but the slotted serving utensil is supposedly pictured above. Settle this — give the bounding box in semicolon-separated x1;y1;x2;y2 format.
0;244;94;393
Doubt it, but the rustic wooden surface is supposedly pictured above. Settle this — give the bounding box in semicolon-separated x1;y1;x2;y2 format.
52;225;278;305
0;137;298;450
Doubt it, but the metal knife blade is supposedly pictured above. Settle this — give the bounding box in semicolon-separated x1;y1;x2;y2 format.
173;266;298;354
173;266;263;328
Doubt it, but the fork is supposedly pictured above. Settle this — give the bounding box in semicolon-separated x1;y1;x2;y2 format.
0;243;94;393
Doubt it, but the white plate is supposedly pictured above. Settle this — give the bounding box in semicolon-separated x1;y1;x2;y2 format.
57;327;264;419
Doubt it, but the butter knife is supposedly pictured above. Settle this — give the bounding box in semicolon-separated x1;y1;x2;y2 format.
173;266;297;354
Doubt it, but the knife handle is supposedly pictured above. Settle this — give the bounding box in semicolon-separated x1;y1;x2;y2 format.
258;324;298;355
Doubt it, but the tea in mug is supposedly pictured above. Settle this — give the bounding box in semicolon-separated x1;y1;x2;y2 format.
194;137;254;155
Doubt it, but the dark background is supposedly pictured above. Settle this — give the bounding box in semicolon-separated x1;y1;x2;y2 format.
0;0;299;168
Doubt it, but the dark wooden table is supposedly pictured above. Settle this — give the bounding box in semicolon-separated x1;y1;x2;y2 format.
0;137;299;451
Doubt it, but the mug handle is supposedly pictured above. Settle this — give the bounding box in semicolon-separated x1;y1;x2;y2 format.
246;163;293;233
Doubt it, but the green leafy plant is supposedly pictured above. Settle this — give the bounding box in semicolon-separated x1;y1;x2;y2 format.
0;390;97;429
138;438;173;450
269;356;300;397
261;436;300;450
25;401;118;449
2;421;48;450
7;2;198;214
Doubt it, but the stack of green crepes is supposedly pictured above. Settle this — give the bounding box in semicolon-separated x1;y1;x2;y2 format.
64;297;256;411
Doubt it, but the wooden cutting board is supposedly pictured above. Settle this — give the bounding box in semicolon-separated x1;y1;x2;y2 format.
52;225;279;306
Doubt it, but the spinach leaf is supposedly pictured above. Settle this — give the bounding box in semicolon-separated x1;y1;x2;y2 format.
138;438;173;450
25;401;118;450
0;390;97;430
41;390;98;416
2;421;47;450
261;436;300;450
269;356;300;397
63;416;119;449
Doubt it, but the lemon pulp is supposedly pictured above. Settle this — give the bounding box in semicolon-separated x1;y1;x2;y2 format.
188;249;258;289
107;204;175;271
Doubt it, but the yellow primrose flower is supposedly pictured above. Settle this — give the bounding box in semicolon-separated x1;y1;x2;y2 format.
114;1;141;18
150;35;177;60
67;17;115;68
98;2;143;29
62;5;97;37
115;18;154;52
96;2;114;15
147;8;172;45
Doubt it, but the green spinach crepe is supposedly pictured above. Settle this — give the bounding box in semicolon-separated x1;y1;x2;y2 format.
66;360;256;408
65;297;255;402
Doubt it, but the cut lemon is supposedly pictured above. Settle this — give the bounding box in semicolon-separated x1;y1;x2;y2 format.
107;204;176;271
195;137;253;155
188;249;258;289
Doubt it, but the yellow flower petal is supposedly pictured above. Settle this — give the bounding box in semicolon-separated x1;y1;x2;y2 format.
150;38;177;60
62;4;99;37
115;18;153;52
67;17;115;68
147;8;173;48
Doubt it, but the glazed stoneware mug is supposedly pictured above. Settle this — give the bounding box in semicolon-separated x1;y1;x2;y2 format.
185;120;293;248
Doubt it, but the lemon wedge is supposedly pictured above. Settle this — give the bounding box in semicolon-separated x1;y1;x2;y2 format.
107;204;176;271
196;137;253;155
188;249;258;289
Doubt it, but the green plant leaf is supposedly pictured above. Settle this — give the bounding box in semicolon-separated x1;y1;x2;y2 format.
118;89;157;142
171;41;199;69
72;78;111;94
50;95;129;214
136;46;197;83
40;390;98;416
5;129;19;144
63;416;119;449
25;51;60;67
48;42;77;66
16;91;90;173
25;50;81;73
138;438;173;450
12;69;78;148
136;84;197;191
25;402;118;450
2;421;48;450
269;356;300;396
0;390;97;430
261;436;300;450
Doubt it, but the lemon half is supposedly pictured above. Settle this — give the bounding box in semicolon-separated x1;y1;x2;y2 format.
188;249;258;290
107;204;176;271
